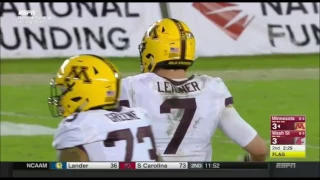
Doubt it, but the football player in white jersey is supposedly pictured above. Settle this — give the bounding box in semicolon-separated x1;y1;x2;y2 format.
119;18;267;162
49;54;158;162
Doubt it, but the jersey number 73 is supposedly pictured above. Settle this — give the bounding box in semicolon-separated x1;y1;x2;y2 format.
104;125;157;161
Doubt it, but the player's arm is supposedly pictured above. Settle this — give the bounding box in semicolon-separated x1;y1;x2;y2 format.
218;105;268;162
216;79;267;162
53;115;91;162
57;146;89;161
119;78;130;107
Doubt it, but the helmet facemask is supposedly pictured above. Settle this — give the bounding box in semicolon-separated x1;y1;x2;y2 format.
48;78;74;117
48;79;63;117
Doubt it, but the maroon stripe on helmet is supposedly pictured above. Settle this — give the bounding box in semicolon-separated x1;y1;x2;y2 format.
170;19;186;60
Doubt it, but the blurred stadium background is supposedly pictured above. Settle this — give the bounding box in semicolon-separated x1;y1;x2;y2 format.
0;2;319;161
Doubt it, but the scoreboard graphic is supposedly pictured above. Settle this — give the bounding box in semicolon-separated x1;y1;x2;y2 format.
270;115;306;158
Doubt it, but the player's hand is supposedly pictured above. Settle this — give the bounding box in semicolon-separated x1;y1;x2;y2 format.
157;155;164;162
243;154;251;162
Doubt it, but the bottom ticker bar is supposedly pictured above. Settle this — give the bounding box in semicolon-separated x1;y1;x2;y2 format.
8;162;320;178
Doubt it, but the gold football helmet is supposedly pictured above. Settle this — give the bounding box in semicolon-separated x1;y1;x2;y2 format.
48;54;121;117
139;18;196;73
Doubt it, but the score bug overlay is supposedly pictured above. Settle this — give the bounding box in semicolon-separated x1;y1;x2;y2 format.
270;115;306;158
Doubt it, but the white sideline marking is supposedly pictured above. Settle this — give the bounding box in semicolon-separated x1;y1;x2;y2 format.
1;111;319;150
1;111;53;119
0;121;56;136
1;68;319;86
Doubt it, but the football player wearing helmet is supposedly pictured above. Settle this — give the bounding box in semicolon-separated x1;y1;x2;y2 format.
119;19;267;161
49;54;158;162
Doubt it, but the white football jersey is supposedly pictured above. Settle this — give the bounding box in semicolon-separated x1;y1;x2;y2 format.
120;73;234;161
53;107;157;162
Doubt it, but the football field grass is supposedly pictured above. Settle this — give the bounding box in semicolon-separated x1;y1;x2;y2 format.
0;54;319;162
